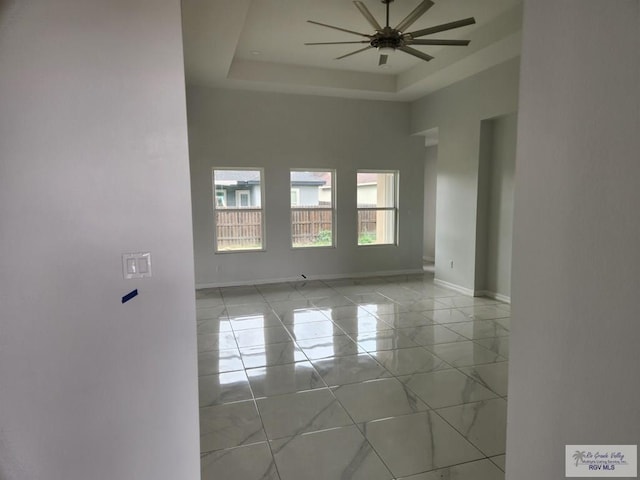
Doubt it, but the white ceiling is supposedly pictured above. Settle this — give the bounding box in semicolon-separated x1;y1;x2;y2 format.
182;0;522;101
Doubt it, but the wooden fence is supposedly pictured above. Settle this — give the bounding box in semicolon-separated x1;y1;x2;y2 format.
216;207;377;249
216;210;262;250
357;210;377;235
291;209;333;246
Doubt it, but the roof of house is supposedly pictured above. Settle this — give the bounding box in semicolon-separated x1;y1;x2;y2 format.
214;170;261;185
214;170;326;186
290;171;326;186
356;172;382;185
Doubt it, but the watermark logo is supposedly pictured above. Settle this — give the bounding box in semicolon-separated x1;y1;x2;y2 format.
566;445;637;477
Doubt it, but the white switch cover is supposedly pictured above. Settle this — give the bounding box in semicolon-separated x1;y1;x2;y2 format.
122;253;152;279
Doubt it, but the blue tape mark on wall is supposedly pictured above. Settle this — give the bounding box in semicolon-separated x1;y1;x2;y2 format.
122;289;138;304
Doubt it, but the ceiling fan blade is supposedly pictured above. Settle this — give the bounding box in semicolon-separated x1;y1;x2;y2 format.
399;46;434;62
379;54;389;66
409;39;471;46
407;17;476;38
353;1;382;31
395;0;435;32
336;46;373;60
305;41;371;45
307;20;372;38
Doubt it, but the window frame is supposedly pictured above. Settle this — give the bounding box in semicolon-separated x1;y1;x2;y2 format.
290;169;336;249
212;167;266;253
356;169;399;247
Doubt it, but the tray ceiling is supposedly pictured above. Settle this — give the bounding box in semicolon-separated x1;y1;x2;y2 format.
182;0;522;101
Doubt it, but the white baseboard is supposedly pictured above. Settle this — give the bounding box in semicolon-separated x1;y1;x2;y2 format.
476;290;511;304
422;256;435;263
196;268;425;289
433;278;475;296
433;279;511;303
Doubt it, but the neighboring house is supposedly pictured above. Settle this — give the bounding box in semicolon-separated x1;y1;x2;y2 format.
213;170;328;208
316;171;378;205
213;170;262;208
355;172;381;206
290;171;327;206
317;171;333;205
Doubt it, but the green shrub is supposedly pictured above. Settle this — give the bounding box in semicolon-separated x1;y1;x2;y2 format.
358;232;376;245
313;230;332;246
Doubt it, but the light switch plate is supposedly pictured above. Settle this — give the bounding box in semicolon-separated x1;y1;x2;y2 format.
122;252;152;279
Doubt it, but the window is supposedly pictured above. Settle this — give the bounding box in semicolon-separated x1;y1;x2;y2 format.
357;170;398;245
215;190;226;207
236;190;250;207
290;170;335;248
212;168;264;252
290;188;300;207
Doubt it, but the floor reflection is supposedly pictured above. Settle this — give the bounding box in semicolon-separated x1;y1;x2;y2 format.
196;274;509;480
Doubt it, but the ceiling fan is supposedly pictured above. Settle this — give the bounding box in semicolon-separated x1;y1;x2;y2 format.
305;0;476;67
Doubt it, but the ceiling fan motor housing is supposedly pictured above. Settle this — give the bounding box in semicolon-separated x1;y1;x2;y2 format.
371;27;403;50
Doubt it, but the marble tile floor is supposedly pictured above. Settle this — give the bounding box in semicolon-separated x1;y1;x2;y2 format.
197;273;509;480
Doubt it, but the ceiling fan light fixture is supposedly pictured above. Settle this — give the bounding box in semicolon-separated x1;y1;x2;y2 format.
378;46;395;55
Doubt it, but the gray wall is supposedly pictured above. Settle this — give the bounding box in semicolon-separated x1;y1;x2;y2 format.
476;113;517;300
0;1;200;479
411;59;520;293
423;146;438;261
507;1;640;478
188;86;426;287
